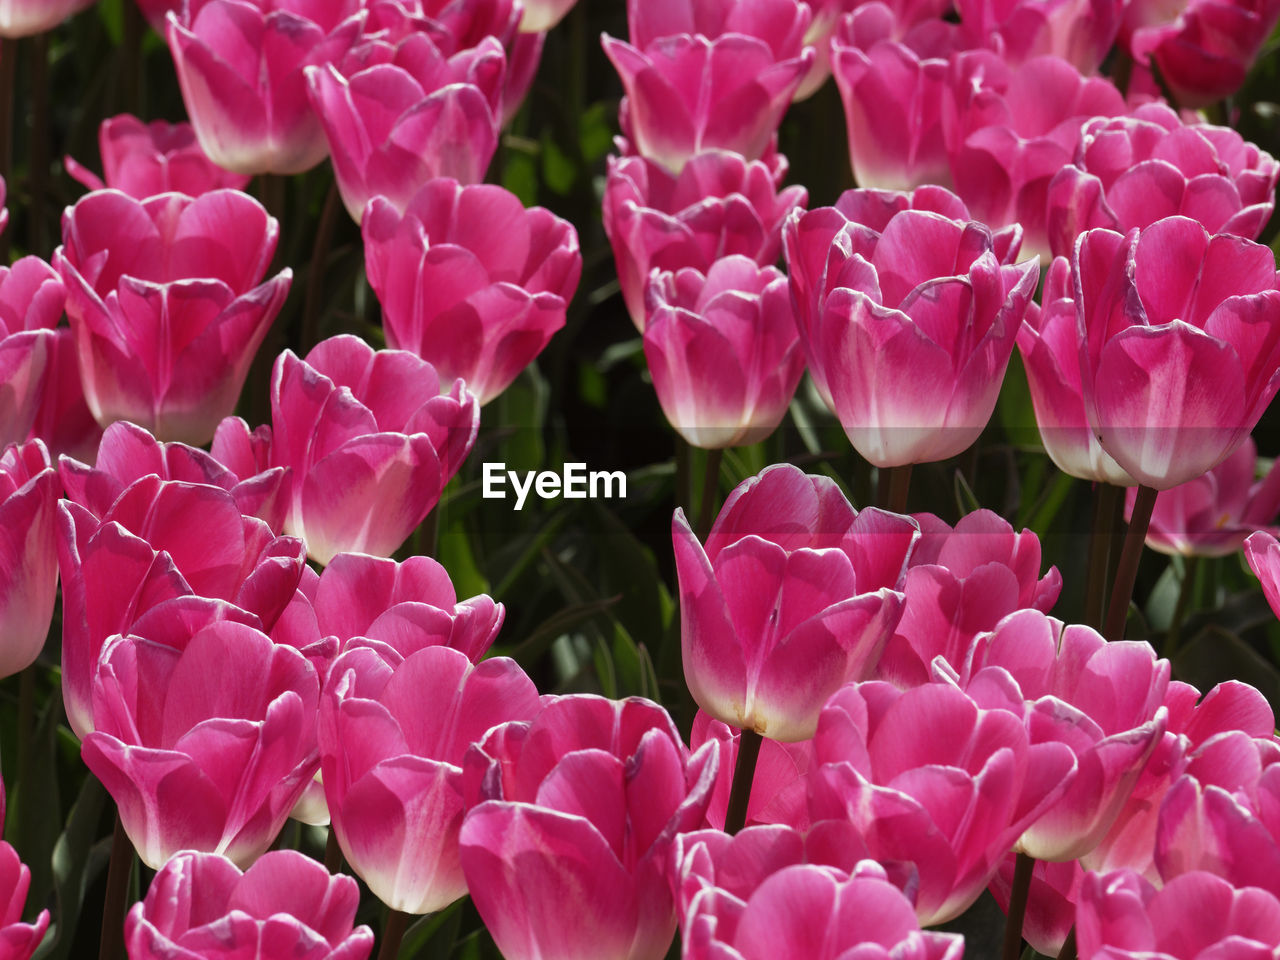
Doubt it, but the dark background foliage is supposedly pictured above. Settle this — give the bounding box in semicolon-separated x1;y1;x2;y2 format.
1;1;1278;955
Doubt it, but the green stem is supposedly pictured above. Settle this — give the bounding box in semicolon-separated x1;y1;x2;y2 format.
1084;483;1123;630
28;32;48;256
1165;554;1200;660
302;179;340;351
724;728;763;835
676;439;691;522
1111;47;1133;98
98;814;133;960
324;828;344;875
377;908;412;960
1001;852;1035;960
1104;484;1157;642
0;37;15;263
121;0;143;115
1059;926;1078;960
696;448;723;540
417;507;439;561
885;464;912;515
14;667;32;826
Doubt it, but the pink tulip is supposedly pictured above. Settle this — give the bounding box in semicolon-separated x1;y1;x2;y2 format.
671;823;925;931
626;0;812;56
643;256;804;449
956;0;1123;72
989;855;1082;956
784;184;1022;400
0;440;59;680
1125;437;1280;557
1089;679;1276;878
362;180;580;405
306;552;503;663
809;680;1077;924
1046;104;1279;258
1076;869;1280;959
65;115;251;199
0;257;62;450
1016;256;1136;485
166;0;367;174
501;31;544;125
601;27;813;175
877;509;1062;686
82;617;321;867
519;0;577;31
26;328;102;463
691;712;814;831
320;643;539;914
1247;530;1280;621
61;419;288;534
0;175;6;236
791;202;1039;466
945;53;1127;259
0;805;48;960
306;9;506;222
830;4;956;191
1125;0;1280;107
56;475;306;739
678;857;964;960
674;464;917;741
270;335;479;565
134;0;181;30
459;695;717;960
125;850;373;960
1074;219;1280;489
603;151;806;330
1154;757;1280;895
405;0;520;48
54;189;291;446
956;609;1170;861
0;0;95;35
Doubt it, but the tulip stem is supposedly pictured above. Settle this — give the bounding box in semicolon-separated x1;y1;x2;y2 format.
1166;555;1200;659
324;828;344;874
13;665;33;828
1059;927;1078;960
28;31;49;255
1104;484;1157;642
98;814;133;960
0;36;14;262
882;464;912;515
1000;852;1035;960
676;440;692;520
724;728;763;835
377;908;412;960
120;0;143;115
1085;483;1124;629
302;179;340;351
696;448;723;540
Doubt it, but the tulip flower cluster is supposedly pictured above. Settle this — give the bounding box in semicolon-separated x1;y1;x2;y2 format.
1;0;1280;956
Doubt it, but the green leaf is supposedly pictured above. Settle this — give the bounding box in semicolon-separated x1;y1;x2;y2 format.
1173;625;1280;712
540;134;576;195
35;776;109;960
500;149;538;207
490;367;548;474
7;682;65;915
578;102;615;163
96;0;124;45
506;595;622;664
398;899;464;958
953;469;982;515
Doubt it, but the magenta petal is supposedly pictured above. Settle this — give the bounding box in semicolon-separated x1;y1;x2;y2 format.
459;802;643;960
